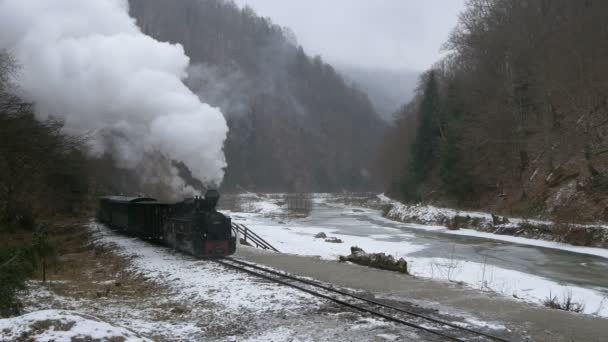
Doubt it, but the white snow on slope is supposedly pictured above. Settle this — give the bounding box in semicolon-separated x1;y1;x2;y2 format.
90;221;318;313
18;221;423;341
0;310;150;342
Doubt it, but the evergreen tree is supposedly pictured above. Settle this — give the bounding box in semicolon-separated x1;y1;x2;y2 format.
438;80;475;203
410;70;442;183
0;243;34;317
32;224;55;283
439;134;475;202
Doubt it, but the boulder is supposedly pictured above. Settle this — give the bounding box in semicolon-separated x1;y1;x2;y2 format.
491;214;510;225
351;246;365;253
447;215;468;230
339;246;408;274
325;237;343;243
314;232;327;239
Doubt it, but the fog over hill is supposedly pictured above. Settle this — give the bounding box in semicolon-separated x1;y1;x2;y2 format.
129;0;386;192
340;66;419;121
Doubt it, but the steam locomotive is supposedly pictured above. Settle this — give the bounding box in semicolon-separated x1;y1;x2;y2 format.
96;190;236;257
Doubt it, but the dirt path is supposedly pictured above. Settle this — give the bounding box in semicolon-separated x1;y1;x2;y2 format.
235;246;608;342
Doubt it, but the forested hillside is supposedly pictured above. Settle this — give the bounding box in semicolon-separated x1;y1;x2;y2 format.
381;0;608;222
0;54;90;228
129;0;386;192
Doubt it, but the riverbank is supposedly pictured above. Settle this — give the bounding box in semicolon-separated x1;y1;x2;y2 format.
379;194;608;249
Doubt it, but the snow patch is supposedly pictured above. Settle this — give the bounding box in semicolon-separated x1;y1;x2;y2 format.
89;221;319;314
0;310;150;342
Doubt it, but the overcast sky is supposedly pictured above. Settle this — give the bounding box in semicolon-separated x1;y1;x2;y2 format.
234;0;466;72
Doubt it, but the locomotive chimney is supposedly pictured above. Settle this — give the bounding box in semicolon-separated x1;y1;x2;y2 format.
204;190;220;210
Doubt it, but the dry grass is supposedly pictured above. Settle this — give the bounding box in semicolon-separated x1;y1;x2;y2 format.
32;223;168;301
16;222;190;341
543;290;586;313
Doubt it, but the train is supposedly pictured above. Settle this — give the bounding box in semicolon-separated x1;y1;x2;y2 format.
96;190;237;258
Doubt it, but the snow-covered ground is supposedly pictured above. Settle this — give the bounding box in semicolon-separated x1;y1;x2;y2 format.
16;220;434;341
225;193;608;317
0;310;150;342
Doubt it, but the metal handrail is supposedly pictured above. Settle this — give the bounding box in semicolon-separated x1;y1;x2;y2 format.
234;223;267;249
232;222;279;252
235;223;276;251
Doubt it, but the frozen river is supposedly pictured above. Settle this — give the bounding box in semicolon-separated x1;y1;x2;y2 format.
226;194;608;317
307;202;608;292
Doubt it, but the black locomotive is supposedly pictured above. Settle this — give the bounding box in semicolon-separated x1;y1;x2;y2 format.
96;190;236;257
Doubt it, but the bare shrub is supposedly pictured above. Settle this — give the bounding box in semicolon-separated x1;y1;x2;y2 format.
543;290;585;313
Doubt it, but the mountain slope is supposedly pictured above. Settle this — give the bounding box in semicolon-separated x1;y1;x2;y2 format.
340;66;419;121
129;0;386;192
381;0;608;222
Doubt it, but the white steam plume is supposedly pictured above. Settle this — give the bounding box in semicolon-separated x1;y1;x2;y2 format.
0;0;227;194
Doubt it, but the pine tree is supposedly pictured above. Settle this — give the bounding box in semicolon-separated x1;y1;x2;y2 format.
32;224;55;283
439;80;475;203
0;243;34;317
410;70;442;184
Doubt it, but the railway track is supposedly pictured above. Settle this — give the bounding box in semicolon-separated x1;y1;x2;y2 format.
212;257;513;342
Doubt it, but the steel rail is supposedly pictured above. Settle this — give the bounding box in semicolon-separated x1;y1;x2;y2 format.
224;257;511;342
214;258;469;341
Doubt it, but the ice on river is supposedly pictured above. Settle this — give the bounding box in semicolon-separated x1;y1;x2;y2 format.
226;194;608;317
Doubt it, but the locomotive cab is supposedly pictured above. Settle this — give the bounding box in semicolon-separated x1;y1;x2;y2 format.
198;190;236;257
164;190;236;258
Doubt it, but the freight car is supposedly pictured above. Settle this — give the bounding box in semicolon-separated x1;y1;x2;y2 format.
97;190;236;257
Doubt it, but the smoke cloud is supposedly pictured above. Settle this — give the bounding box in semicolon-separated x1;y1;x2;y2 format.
0;0;227;196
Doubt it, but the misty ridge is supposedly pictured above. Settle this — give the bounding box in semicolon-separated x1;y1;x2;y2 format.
339;66;418;121
3;2;608;340
0;0;389;203
2;0;605;224
129;0;387;193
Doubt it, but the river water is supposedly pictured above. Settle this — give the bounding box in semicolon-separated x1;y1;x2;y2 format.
304;201;608;294
290;202;608;311
229;194;608;316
